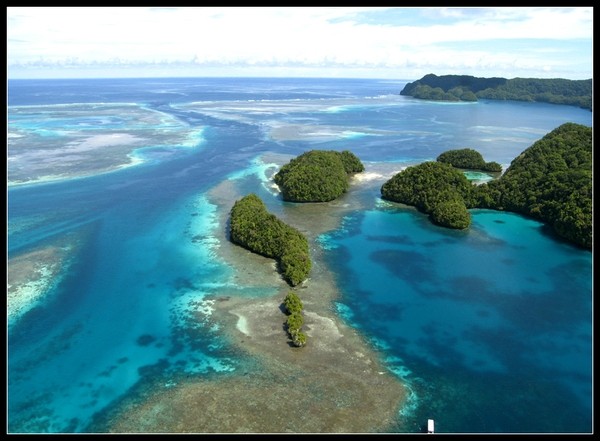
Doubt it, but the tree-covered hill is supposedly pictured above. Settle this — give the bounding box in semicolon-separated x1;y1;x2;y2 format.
437;148;502;172
229;193;311;286
400;74;592;110
482;122;592;249
274;150;364;202
380;123;592;249
381;161;474;229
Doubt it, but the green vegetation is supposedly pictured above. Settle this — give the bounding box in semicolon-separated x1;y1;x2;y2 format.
437;148;502;172
400;74;592;110
409;85;461;102
339;150;366;174
430;197;471;230
478;78;592;110
283;290;303;314
274;150;364;202
381;123;592;249
230;123;590;355
483;122;592;249
381;161;474;229
283;291;307;347
286;312;306;347
229;193;311;286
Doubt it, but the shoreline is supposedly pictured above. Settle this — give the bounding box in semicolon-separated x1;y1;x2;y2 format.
100;158;412;433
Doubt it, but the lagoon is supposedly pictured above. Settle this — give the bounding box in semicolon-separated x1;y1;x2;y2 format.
7;77;592;433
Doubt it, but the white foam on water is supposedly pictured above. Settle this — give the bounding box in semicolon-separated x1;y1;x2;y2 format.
226;156;279;195
351;172;384;183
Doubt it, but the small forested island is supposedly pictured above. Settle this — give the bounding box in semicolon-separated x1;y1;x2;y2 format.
283;291;307;347
229;193;311;286
400;74;592;110
274;150;365;202
381;122;592;249
436;148;502;172
381;161;475;229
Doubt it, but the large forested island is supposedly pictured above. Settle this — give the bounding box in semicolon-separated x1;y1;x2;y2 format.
400;74;592;110
483;122;592;249
381;122;592;249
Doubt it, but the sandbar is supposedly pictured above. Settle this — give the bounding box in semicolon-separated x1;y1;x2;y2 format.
97;158;412;433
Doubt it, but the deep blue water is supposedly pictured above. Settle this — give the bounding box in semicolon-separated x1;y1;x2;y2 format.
319;208;592;433
7;77;592;433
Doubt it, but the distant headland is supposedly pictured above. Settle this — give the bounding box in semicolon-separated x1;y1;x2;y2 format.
400;74;592;110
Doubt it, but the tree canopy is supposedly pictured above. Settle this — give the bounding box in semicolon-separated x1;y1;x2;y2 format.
283;291;307;347
380;123;592;249
381;161;474;229
400;74;592;110
274;150;364;202
437;148;502;172
482;122;592;249
229;193;311;285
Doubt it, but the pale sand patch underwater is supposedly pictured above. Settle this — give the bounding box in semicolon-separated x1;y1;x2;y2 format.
95;155;411;433
7;230;87;329
7;248;63;324
8;103;205;187
268;123;393;142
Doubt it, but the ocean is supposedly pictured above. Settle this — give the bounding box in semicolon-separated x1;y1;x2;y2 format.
7;77;592;433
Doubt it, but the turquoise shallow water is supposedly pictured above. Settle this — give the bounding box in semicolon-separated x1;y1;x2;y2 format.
7;191;239;432
7;77;592;433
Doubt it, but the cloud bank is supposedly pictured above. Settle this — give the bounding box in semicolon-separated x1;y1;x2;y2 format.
7;7;593;79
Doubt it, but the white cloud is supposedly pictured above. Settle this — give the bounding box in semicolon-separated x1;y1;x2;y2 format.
7;7;593;79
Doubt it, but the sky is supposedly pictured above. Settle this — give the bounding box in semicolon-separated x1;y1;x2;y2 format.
6;6;594;80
